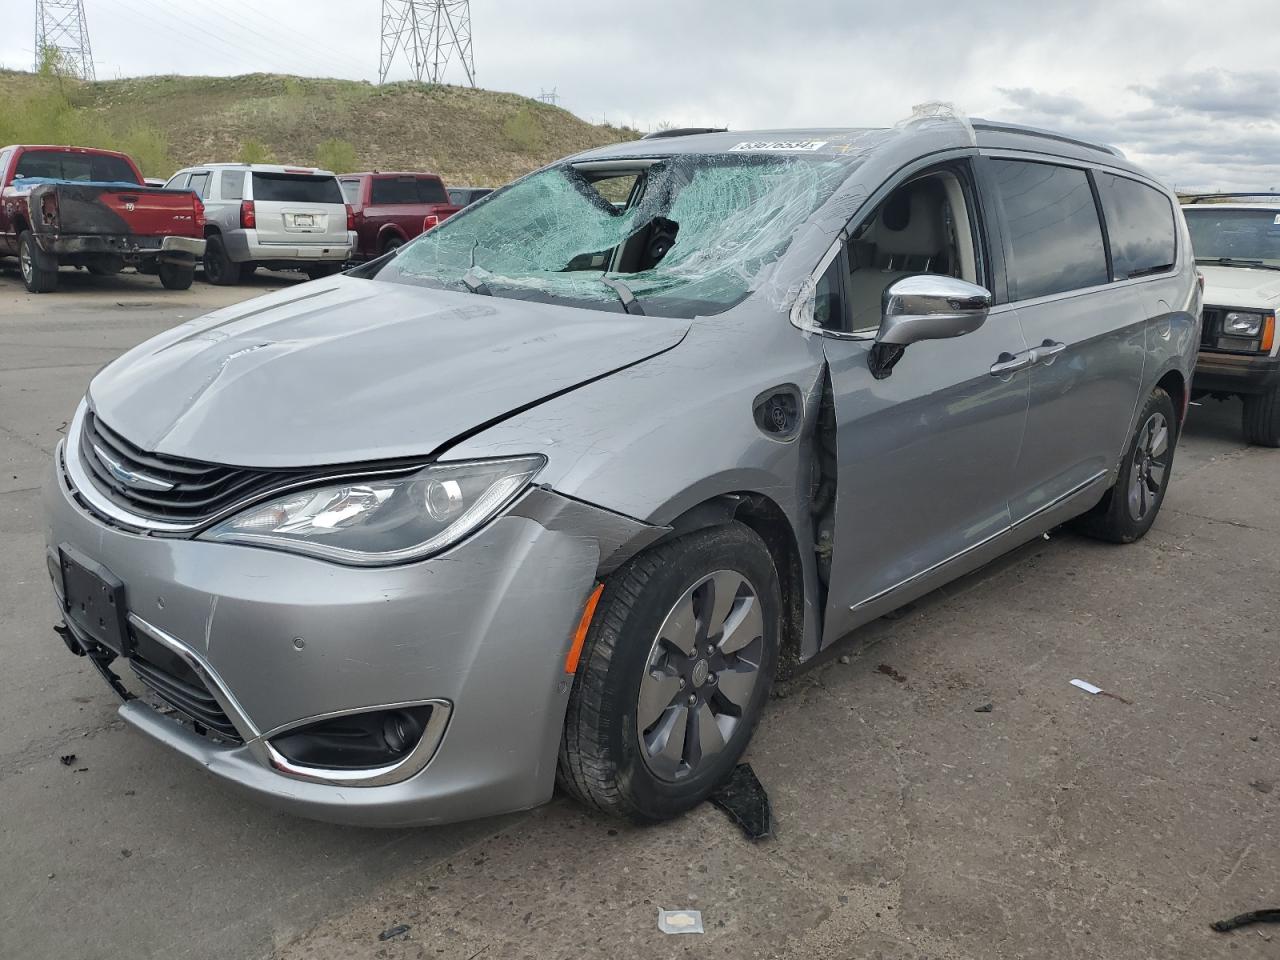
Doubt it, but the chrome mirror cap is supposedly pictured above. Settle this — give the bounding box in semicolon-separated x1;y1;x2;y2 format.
877;275;993;347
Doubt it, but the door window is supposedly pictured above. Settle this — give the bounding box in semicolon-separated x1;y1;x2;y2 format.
843;165;984;333
989;160;1108;300
1094;174;1176;279
340;179;361;204
187;172;211;198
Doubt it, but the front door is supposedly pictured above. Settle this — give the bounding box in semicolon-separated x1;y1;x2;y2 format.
816;159;1030;642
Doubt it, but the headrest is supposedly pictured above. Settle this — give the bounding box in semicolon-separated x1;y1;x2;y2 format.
876;181;945;257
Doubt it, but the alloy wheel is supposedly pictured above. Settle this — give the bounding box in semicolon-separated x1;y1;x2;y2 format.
1128;411;1170;521
636;570;765;781
19;239;33;284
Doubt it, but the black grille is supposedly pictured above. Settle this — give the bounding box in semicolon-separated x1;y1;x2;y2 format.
1200;308;1220;349
79;410;297;525
130;654;242;742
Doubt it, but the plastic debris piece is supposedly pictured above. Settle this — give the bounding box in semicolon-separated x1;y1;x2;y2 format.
1210;909;1280;933
658;909;704;935
1070;679;1103;695
709;762;774;841
378;924;411;942
974;702;993;713
59;754;76;766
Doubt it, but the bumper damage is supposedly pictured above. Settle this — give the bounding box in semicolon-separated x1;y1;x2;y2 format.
36;232;206;265
1193;351;1280;395
45;443;664;826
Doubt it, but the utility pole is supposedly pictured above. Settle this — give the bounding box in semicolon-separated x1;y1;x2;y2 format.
537;87;559;106
379;0;474;87
34;0;95;80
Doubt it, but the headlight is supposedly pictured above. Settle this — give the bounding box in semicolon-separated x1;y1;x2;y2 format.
201;456;545;565
1223;311;1263;337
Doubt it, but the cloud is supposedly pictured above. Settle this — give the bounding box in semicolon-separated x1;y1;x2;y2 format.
1133;69;1280;120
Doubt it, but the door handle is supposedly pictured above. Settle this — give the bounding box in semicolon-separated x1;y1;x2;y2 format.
1029;340;1067;365
990;351;1034;377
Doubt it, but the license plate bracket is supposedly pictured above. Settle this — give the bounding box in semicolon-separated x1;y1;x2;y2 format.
59;545;131;657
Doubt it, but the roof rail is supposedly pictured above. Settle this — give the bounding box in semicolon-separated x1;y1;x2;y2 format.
641;127;728;140
969;119;1125;158
1181;192;1280;204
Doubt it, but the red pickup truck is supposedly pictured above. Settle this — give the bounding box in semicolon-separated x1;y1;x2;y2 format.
0;144;206;293
339;172;461;260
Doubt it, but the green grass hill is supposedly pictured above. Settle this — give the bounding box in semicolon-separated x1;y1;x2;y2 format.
0;69;639;186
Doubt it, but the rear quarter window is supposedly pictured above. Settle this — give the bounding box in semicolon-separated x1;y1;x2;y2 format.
1096;174;1176;279
990;159;1109;300
251;173;343;204
220;170;245;201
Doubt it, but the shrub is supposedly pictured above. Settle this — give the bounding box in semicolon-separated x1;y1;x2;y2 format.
503;107;543;153
238;139;276;164
315;138;357;174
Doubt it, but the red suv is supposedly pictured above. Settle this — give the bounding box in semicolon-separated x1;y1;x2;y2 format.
340;172;461;261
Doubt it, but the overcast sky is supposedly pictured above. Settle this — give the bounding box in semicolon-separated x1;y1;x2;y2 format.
3;0;1279;190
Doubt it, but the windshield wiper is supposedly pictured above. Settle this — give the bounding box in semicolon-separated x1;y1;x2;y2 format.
600;277;646;316
462;267;493;296
1196;256;1280;272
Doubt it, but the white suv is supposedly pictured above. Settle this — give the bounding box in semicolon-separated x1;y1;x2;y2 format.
1182;195;1280;445
165;163;353;285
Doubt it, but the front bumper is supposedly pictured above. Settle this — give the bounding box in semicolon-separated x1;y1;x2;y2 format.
222;229;352;264
1192;351;1280;396
45;440;660;826
36;233;206;264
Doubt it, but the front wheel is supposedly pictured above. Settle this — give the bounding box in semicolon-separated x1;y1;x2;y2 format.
18;231;59;293
158;263;194;290
1242;387;1280;447
558;522;780;822
1074;387;1178;543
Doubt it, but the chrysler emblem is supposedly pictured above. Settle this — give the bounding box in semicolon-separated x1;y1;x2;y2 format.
92;444;174;492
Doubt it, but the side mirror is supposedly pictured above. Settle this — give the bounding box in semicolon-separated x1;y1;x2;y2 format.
870;275;992;379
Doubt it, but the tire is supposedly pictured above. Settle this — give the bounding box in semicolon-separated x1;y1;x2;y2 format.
381;236;405;255
305;263;343;280
18;230;58;293
1242;387;1280;447
558;522;780;823
158;263;194;290
1074;387;1178;543
202;233;243;286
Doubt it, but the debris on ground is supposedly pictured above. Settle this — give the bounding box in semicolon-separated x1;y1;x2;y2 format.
658;909;704;935
1250;780;1273;794
1069;678;1132;705
59;754;75;766
377;924;411;942
974;702;993;713
876;664;907;683
1210;909;1280;933
838;655;851;665
709;763;773;841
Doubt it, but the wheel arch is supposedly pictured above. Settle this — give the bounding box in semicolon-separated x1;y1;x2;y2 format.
378;224;409;249
1155;367;1188;426
653;491;809;678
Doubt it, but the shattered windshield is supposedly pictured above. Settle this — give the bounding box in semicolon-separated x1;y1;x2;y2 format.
372;153;860;317
1184;208;1280;267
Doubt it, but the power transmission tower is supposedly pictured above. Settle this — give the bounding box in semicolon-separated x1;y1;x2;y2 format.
379;0;474;87
537;87;559;106
33;0;95;80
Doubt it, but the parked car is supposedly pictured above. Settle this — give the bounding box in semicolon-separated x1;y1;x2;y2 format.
447;186;493;207
165;163;352;284
44;119;1198;826
1181;194;1280;445
340;172;461;260
0;144;206;293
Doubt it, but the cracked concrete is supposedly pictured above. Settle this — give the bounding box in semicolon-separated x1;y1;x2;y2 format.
0;270;1277;959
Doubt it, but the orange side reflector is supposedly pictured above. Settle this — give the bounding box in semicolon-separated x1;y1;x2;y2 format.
1262;314;1276;354
564;584;604;675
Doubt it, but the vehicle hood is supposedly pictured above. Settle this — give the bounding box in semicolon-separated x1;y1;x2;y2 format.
1199;264;1280;310
88;276;690;467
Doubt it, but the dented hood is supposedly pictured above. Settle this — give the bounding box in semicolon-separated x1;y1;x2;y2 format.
88;276;690;467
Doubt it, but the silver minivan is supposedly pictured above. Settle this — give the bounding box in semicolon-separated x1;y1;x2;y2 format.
164;163;352;283
46;116;1199;826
